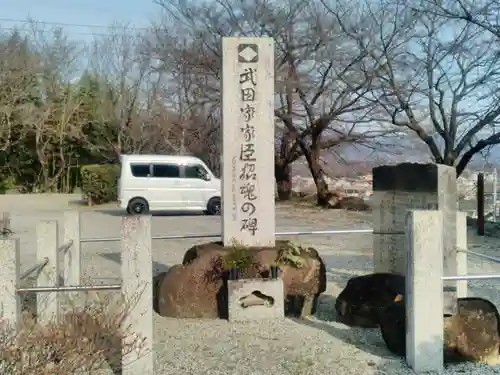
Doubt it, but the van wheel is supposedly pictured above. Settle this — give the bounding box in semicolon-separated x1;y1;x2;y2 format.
206;197;221;215
127;198;149;215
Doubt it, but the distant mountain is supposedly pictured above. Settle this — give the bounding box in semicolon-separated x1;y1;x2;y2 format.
291;135;500;178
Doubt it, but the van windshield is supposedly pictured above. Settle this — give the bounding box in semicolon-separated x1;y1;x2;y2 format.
185;164;208;179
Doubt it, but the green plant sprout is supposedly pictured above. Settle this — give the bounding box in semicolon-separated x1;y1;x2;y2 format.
221;239;254;270
275;241;309;268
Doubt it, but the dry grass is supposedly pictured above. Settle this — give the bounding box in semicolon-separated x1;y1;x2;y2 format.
0;291;147;375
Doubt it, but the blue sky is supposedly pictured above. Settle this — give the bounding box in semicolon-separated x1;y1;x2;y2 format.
0;0;158;41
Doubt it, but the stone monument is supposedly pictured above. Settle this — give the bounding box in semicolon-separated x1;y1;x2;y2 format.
372;163;457;314
221;36;275;247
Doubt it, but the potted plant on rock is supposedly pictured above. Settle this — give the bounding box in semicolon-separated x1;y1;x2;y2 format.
221;243;254;280
222;257;240;280
270;262;280;279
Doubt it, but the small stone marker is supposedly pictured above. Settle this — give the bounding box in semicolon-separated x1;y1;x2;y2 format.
228;279;284;322
221;36;275;247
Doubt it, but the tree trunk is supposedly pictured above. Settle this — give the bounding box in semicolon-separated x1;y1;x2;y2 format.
302;147;330;207
275;162;292;201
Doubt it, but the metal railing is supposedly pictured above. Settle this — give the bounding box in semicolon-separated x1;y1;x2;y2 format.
57;239;73;253
443;274;500;281
16;238;122;294
19;238;75;282
78;228;394;243
20;257;49;281
0;215;154;375
445;249;500;281
17;284;122;294
461;249;500;264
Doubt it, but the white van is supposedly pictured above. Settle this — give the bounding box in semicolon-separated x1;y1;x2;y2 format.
118;154;221;215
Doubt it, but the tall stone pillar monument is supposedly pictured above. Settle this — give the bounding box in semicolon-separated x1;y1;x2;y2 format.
221;37;275;247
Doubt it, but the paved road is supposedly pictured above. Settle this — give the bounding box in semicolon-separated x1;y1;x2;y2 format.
0;194;373;285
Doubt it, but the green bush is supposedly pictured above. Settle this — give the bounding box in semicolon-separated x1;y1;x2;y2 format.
0;175;16;194
80;164;119;205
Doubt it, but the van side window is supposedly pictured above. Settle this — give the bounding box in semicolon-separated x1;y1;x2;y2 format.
185;165;208;179
152;163;180;178
130;164;150;177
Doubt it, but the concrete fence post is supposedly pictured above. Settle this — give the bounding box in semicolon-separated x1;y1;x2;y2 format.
1;212;11;232
36;220;60;324
405;210;444;373
456;211;468;298
63;211;81;288
0;238;21;328
121;215;154;375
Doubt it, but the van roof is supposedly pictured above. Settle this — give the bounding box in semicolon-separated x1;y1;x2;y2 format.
120;154;204;164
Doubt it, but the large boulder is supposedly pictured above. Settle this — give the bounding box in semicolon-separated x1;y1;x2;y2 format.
155;240;326;319
446;297;500;364
379;297;406;356
335;273;405;327
380;297;500;365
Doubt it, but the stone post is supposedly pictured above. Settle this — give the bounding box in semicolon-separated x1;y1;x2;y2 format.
405;210;444;373
372;163;457;314
63;211;81;289
121;215;153;375
36;220;60;324
0;238;21;328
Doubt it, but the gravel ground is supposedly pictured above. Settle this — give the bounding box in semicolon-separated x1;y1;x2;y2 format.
2;194;500;374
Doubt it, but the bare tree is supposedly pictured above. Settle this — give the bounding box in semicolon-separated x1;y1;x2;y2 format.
324;0;500;176
85;24;171;160
0;30;44;154
0;23;88;191
147;10;223;173
28;24;86;191
151;0;394;205
421;0;500;39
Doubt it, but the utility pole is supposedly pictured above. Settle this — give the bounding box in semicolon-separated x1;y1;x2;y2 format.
178;84;186;155
493;168;498;222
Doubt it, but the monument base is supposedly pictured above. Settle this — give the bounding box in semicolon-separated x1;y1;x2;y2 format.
228;279;284;321
153;240;327;319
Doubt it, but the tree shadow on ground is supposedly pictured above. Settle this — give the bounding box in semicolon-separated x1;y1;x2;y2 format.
97;209;207;217
302;295;408;372
68;199;88;207
294;260;407;368
326;269;361;285
298;293;396;358
321;253;374;276
304;262;450;373
100;252;173;316
99;252;171;276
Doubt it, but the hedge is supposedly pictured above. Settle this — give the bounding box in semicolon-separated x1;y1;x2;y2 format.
0;175;16;194
80;164;120;205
